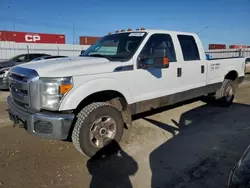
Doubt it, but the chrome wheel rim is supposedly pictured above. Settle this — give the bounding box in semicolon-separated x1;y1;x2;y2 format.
89;116;117;148
225;85;233;102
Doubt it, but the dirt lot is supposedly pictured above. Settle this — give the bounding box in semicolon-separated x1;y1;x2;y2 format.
1;79;250;188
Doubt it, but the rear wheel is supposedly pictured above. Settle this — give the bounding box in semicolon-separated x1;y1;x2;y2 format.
216;79;236;107
72;102;124;157
202;79;236;107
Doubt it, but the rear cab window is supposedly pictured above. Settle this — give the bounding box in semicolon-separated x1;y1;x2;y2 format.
177;35;200;61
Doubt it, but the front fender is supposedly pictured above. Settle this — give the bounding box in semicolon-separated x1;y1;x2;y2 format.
59;78;134;111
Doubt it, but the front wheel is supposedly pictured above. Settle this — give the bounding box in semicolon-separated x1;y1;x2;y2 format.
72;102;124;157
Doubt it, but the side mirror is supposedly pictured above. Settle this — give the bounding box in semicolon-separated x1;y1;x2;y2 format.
152;48;169;68
138;54;150;69
152;48;167;58
138;49;169;69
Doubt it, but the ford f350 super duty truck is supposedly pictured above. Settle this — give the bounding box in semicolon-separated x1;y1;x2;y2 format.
7;29;246;157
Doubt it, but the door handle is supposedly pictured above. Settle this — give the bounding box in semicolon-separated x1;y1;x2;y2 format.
177;68;182;77
201;65;205;74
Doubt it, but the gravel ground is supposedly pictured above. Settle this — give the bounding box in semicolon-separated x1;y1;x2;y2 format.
0;79;250;188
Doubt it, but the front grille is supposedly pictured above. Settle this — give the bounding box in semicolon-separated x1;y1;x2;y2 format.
13;98;28;108
10;73;28;82
9;73;30;108
9;67;40;111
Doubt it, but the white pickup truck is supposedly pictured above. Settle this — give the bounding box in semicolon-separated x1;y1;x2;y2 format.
7;29;246;157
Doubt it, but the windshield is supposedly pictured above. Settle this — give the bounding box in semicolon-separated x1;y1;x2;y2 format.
9;54;24;61
81;32;147;61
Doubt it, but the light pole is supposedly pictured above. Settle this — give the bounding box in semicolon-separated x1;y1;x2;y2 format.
197;26;208;35
73;20;75;55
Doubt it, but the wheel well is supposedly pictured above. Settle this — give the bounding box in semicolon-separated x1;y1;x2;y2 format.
73;90;132;129
225;71;238;81
75;90;127;113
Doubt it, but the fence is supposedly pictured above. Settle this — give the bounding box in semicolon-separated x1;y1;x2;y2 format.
206;49;250;59
0;41;90;60
1;41;250;61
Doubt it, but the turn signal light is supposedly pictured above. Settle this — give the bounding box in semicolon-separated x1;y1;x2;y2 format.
60;84;73;94
163;57;169;65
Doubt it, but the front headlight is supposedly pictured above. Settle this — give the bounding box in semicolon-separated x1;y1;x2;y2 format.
40;77;73;110
0;68;10;78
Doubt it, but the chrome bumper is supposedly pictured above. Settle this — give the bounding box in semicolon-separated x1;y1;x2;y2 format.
7;96;75;140
0;77;9;90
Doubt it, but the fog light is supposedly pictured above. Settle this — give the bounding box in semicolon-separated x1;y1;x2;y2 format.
34;120;52;134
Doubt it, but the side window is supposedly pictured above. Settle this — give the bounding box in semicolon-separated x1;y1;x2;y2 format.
24;54;32;62
15;55;26;62
139;34;176;66
177;35;200;61
30;54;41;60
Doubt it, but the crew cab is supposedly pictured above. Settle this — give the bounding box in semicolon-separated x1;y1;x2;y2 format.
7;29;246;157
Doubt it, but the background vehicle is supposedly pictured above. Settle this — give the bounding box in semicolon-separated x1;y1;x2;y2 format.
227;145;250;188
31;55;67;61
80;50;85;55
245;57;250;73
0;53;50;90
7;29;246;157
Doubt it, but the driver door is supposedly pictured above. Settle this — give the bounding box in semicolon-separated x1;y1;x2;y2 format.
134;34;183;111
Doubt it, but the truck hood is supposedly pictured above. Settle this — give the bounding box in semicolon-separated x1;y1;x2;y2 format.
16;56;123;77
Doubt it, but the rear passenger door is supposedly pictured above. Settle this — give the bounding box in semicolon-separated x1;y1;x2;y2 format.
177;35;207;98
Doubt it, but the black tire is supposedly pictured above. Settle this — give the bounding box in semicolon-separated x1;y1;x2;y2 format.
200;94;216;105
215;79;236;107
72;102;124;157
